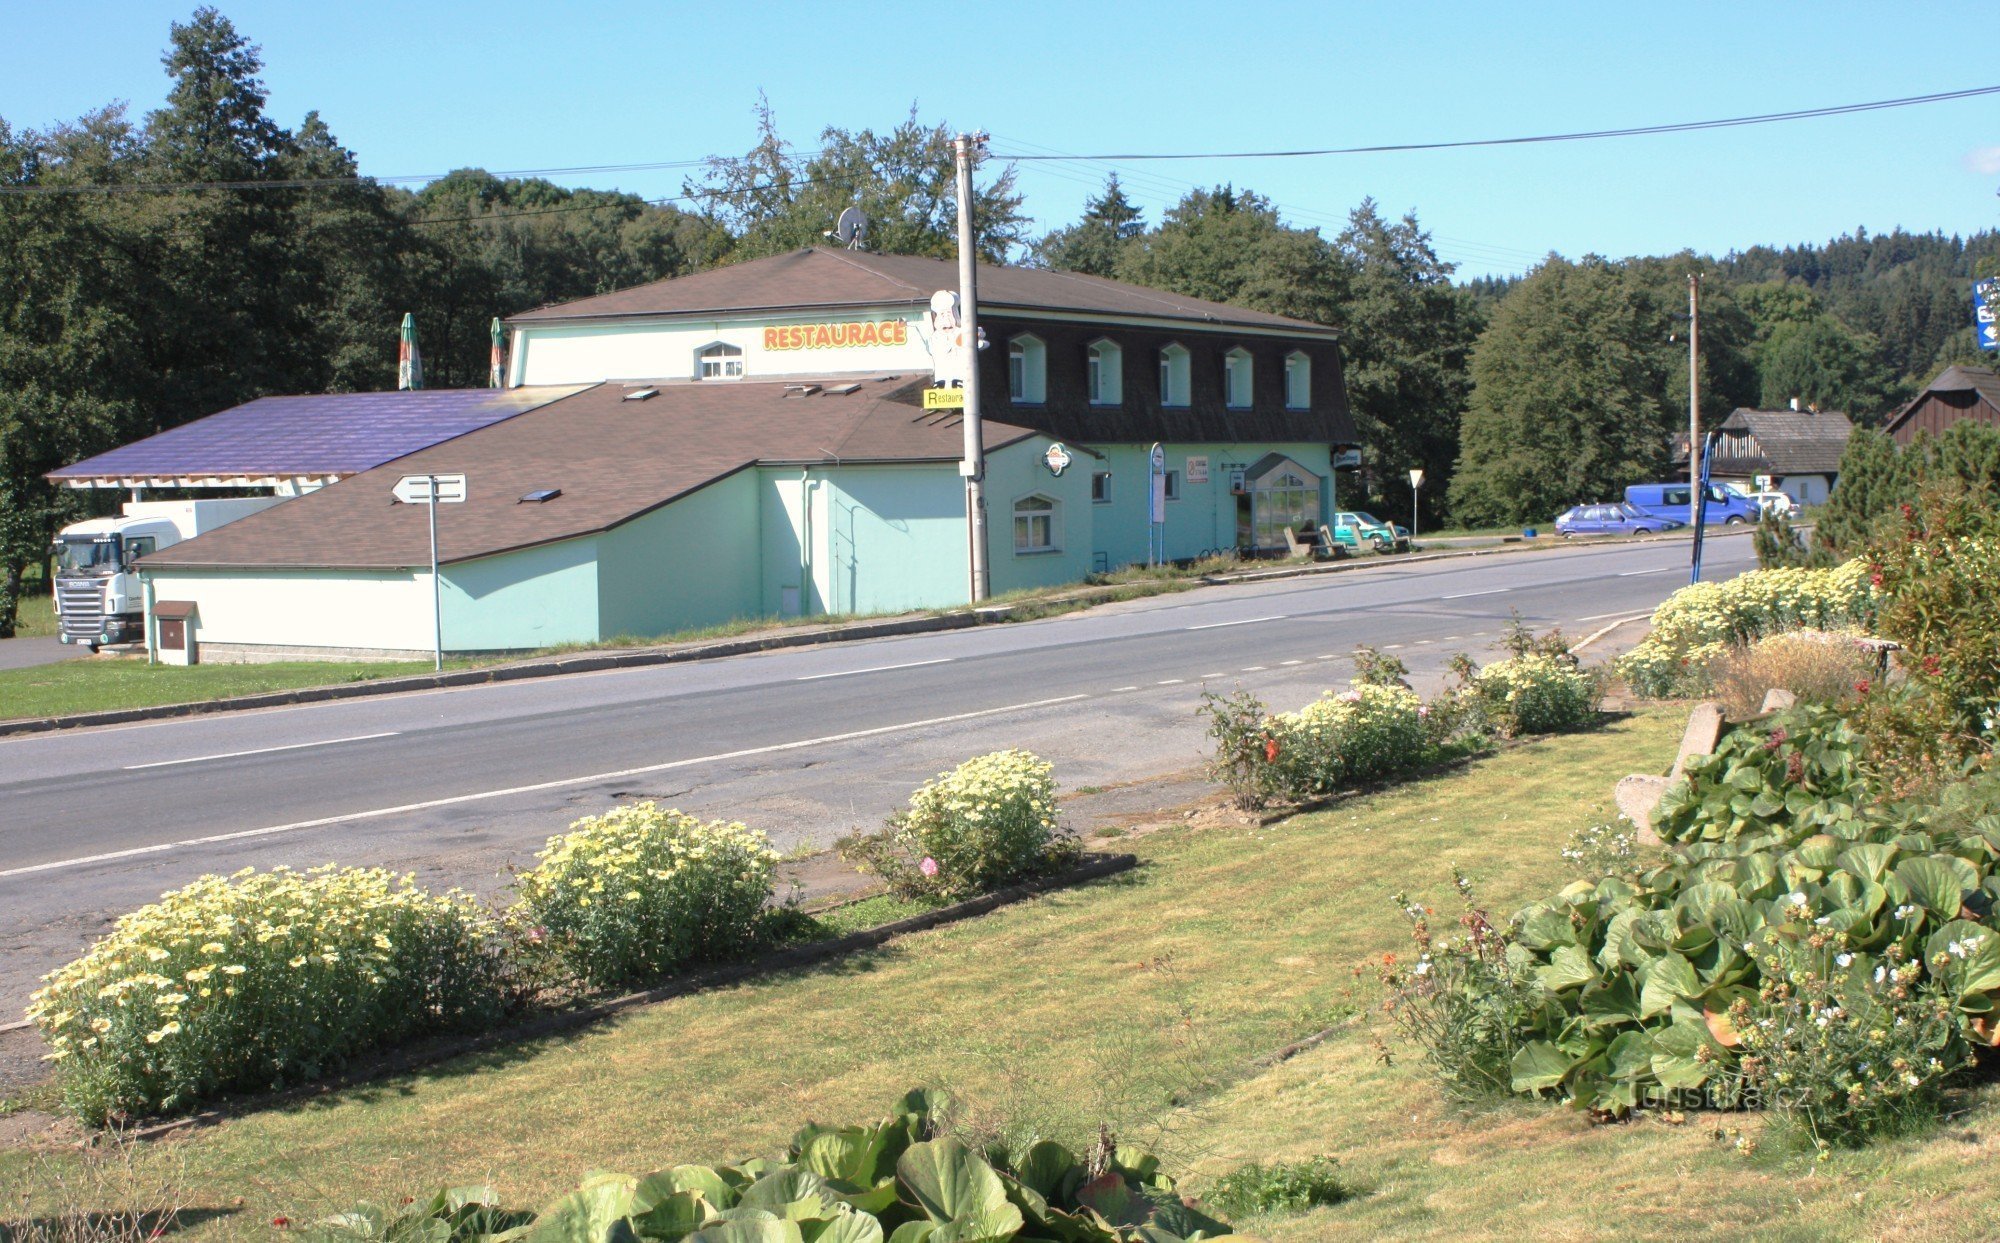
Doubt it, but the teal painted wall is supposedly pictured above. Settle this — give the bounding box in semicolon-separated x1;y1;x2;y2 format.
984;437;1096;596
597;469;763;637
1082;441;1336;570
819;466;969;614
441;537;601;651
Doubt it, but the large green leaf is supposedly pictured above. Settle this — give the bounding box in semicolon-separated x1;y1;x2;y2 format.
633;1192;709;1242
1650;1018;1721;1090
523;1174;640;1243
884;1225;934;1243
801;1214;885;1243
1898;856;1976;918
1839;842;1899;884
686;1221;806;1243
670;1169;740;1212
1010;1141;1075;1201
1536;944;1598;992
897;1141;1010;1224
1604;1029;1656;1081
1927;920;2000;997
1639;953;1700;1019
1509;1040;1575;1093
925;1206;1024;1243
1517;904;1578;951
1578;973;1641;1029
740;1170;834;1221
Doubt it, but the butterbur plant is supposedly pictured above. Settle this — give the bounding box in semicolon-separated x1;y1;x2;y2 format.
842;749;1076;901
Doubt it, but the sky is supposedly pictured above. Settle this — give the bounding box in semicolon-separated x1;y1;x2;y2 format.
5;1;1998;278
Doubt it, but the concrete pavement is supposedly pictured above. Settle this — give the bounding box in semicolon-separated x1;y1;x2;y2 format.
0;532;1754;1017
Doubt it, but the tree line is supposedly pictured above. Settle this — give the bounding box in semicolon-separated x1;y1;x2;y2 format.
3;6;1993;633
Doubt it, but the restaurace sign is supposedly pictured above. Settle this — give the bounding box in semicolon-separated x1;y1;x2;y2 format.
763;320;910;351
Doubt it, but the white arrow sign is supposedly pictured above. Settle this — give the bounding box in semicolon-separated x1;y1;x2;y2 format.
393;473;467;504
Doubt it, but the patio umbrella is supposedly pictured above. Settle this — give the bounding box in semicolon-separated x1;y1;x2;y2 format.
398;313;424;391
489;317;506;388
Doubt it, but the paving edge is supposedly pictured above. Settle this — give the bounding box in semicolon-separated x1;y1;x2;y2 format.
0;529;1737;737
74;851;1140;1143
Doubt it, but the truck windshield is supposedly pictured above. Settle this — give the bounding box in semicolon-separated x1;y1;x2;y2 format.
55;537;121;574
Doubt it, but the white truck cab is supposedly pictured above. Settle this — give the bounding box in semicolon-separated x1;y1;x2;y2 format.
53;498;284;649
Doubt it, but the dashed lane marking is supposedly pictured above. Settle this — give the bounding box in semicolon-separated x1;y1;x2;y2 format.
122;732;401;771
1441;587;1508;600
1187;614;1287;631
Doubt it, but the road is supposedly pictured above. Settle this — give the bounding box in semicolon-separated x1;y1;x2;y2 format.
0;534;1756;1017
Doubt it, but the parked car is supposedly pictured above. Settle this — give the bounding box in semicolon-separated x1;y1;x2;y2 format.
1555;502;1686;537
1329;511;1409;553
1624;482;1760;526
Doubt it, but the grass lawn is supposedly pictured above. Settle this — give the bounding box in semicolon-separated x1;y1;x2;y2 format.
10;593;56;638
10;709;1998;1239
0;657;461;721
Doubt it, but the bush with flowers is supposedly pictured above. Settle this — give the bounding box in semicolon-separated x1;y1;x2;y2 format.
1467;654;1599;738
27;864;505;1123
841;750;1076;902
512;802;782;990
1264;684;1430;800
1616;561;1879;699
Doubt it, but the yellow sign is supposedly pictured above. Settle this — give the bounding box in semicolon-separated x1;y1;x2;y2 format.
923;387;966;410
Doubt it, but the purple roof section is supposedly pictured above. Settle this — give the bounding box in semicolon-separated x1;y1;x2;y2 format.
48;386;590;487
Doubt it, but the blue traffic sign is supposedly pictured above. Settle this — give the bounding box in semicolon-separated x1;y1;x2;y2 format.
1976;279;2000;351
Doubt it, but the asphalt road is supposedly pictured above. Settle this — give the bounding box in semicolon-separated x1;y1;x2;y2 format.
0;533;1757;1017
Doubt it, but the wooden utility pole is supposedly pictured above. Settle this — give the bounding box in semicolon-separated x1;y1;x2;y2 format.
954;132;991;603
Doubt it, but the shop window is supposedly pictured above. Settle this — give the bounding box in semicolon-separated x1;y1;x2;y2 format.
1223;347;1253;409
1013;493;1060;553
695;341;743;380
1158;343;1190;408
1164;470;1181;501
1285;351;1310;409
1087;339;1122;405
1009;334;1046;404
1091;472;1111;504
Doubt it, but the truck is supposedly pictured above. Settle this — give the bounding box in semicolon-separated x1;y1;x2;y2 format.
52;498;285;649
1624;483;1760;527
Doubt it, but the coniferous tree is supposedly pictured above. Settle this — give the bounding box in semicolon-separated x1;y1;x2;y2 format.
1031;174;1144;276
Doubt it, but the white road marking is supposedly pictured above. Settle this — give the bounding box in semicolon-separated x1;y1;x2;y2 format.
1187;614;1286;631
1279;660;1302;666
796;658;952;681
1241;666;1267;672
1441;588;1507;600
1317;654;1338;660
0;695;1092;881
1113;686;1139;692
1442;636;1462;642
122;732;401;771
1199;672;1228;679
1157;678;1185;685
1574;610;1641;622
1617;567;1672;577
1382;644;1403;650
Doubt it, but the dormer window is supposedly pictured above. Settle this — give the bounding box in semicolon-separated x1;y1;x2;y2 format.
1087;339;1122;406
1009;334;1046;404
1224;347;1253;409
1158;343;1190;408
1285;351;1310;409
696;341;743;380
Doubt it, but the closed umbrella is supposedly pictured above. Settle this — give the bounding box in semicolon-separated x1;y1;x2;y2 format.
398;313;424;391
489;317;506;388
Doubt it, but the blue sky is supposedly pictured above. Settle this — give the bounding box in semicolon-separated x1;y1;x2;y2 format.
6;1;1998;277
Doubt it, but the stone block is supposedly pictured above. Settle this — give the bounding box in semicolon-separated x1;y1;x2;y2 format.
1614;774;1672;845
1671;701;1725;779
1759;687;1797;715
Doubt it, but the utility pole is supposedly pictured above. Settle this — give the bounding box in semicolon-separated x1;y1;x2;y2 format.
1687;272;1701;534
954;131;991;603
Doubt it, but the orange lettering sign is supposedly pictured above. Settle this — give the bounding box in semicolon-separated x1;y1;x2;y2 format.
763;320;908;350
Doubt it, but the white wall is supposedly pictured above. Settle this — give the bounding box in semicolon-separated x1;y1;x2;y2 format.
144;568;434;652
514;312;934;385
1781;474;1832;506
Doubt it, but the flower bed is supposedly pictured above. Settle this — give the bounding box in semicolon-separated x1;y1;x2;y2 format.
1469;654;1599;738
1267;683;1430;799
1617;561;1878;698
841;749;1078;901
28;865;505;1123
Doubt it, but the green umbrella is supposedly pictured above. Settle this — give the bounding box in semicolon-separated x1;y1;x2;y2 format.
488;317;506;388
398;312;424;391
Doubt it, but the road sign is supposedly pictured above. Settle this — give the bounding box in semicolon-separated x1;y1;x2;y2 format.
923;387;966;410
393;473;466;504
1408;468;1425;489
1977;279;2000;352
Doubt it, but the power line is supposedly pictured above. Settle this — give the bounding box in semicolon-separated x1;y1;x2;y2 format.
0;152;817;197
995;84;2000;162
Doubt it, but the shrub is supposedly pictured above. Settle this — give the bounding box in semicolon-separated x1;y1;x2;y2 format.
1871;486;2000;732
1616;561;1879;698
1350;644;1411;688
1652;704;1868;846
321;1090;1237;1243
1703;629;1875;719
1198;688;1291;810
1266;684;1429;799
843;750;1076;901
1469;654;1598;737
513;803;781;990
28;865;505;1122
1202;1157;1349;1218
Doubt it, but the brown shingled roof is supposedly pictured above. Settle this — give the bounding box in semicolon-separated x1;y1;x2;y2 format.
144;378;1037;571
1716;408;1853;475
507;247;1334;335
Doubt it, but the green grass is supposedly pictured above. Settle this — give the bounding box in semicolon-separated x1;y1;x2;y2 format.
17;708;2000;1238
10;592;55;638
0;657;472;721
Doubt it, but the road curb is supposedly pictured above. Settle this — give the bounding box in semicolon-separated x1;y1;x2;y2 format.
94;851;1140;1143
1571;612;1655;655
1;530;1741;737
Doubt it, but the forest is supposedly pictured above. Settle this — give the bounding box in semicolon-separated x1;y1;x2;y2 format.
3;6;1995;632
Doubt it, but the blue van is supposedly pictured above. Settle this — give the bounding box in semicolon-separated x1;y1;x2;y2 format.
1624;482;1759;526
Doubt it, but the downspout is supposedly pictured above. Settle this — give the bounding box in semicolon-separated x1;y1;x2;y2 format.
141;568;156;666
799;468;812;617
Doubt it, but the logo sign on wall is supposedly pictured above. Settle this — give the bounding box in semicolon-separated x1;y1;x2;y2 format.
1043;443;1073;476
1185;455;1209;485
1977;279;2000;352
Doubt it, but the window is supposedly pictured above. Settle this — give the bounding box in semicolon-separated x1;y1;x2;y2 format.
125;536;156;562
1223;347;1253;408
1091;472;1111;504
1663;487;1691;507
1164;470;1181;501
695;341;743;380
1008;334;1046;404
1013;494;1059;553
1285;351;1310;409
1158;343;1190;407
1087;339;1122;405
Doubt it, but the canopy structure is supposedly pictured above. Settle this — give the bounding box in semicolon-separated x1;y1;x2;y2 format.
48;386;587;491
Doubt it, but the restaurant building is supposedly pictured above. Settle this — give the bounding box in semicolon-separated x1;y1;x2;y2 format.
110;247;1357;658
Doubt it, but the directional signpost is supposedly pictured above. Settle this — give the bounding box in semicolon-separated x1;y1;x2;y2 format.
393;473;466;670
1976;279;2000;352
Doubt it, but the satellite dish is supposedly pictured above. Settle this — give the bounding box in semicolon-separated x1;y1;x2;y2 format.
835;206;869;250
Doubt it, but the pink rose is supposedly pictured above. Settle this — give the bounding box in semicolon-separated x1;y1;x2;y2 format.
919;857;940;878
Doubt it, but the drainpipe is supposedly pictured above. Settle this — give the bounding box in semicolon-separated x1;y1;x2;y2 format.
799;468;812;617
141;568;156;666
